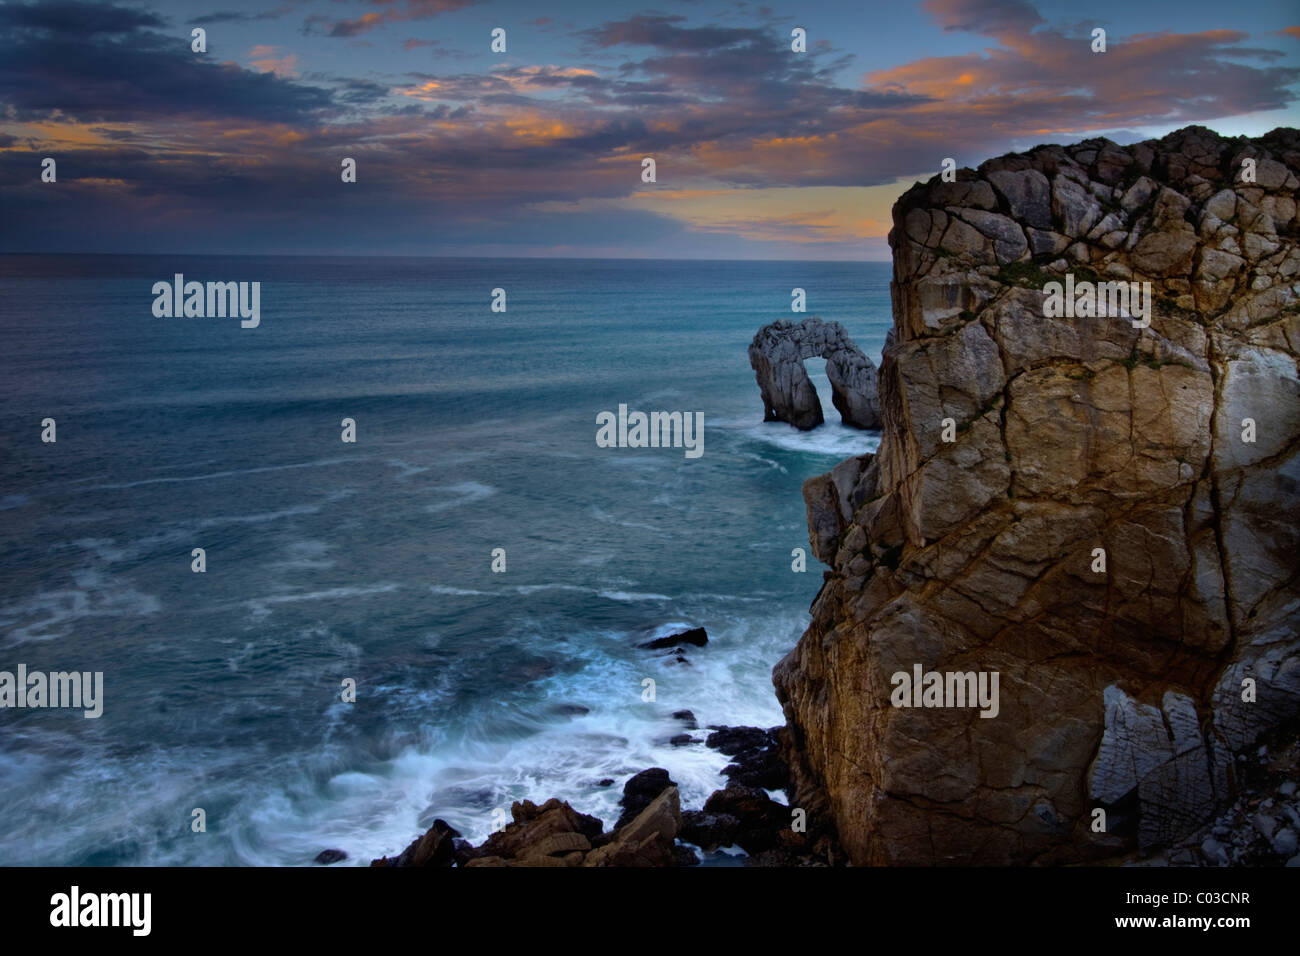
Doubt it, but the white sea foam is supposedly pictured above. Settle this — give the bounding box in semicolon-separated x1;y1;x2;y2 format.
590;506;665;533
197;504;321;527
385;459;433;480
745;420;879;457
245;584;400;621
425;481;496;514
0;570;161;645
596;590;671;602
82;457;365;491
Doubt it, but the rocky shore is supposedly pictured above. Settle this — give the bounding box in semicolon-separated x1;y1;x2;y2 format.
360;125;1298;868
367;723;843;867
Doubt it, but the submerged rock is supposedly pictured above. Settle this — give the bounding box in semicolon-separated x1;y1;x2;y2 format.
638;627;708;650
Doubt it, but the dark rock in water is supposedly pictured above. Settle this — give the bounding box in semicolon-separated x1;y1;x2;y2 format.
587;787;684;867
669;733;696;747
744;848;805;867
737;728;794;790
504;655;555;683
673;844;701;867
314;848;347;865
723;749;790;791
672;709;697;729
551;703;590;717
597;778;615;788
705;725;792;791
638;627;708;650
452;839;479;868
674;655;689;664
705;726;771;755
373;818;462;867
704;783;790;854
681;810;742;851
615;768;677;830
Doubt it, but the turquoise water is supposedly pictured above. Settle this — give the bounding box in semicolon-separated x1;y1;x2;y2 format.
0;255;890;865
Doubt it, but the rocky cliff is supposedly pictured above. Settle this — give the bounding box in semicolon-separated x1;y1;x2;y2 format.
773;126;1300;865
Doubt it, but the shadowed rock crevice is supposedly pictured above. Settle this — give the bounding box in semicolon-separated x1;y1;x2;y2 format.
774;125;1300;866
749;316;881;430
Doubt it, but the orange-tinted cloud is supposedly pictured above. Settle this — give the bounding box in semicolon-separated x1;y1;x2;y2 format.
248;45;299;78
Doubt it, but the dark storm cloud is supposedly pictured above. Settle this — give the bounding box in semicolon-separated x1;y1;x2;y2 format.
580;14;762;51
193;3;303;26
922;0;1045;36
0;0;163;35
304;0;478;38
0;1;334;123
2;0;1296;257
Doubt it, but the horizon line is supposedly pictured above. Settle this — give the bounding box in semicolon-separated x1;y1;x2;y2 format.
1;251;897;264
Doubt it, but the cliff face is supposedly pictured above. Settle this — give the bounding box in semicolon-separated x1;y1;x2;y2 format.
773;126;1300;865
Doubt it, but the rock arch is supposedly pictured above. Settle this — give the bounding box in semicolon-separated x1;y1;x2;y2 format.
748;316;880;430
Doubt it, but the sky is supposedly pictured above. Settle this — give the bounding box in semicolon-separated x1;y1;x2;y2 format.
1;0;1298;260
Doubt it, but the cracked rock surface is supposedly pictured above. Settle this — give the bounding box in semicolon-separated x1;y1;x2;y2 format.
773;125;1300;865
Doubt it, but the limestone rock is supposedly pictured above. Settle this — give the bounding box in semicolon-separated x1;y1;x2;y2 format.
749;316;881;429
773;125;1300;865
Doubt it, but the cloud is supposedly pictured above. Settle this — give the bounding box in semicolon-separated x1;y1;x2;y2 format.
0;1;334;123
305;0;477;38
194;3;304;26
865;26;1299;138
922;0;1044;37
0;0;163;35
1;0;1295;258
248;45;299;78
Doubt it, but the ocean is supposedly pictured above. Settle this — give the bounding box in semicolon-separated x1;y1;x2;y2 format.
0;254;891;865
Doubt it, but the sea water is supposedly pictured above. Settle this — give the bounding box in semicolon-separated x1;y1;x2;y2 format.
0;254;889;865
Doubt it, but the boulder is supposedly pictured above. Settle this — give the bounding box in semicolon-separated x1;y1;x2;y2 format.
638;627;708;650
614;768;678;830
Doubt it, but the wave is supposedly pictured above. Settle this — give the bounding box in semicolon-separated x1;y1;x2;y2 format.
245;584;401;620
744;420;879;458
596;590;672;603
0;569;162;645
81;457;366;492
425;482;496;514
